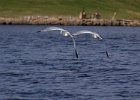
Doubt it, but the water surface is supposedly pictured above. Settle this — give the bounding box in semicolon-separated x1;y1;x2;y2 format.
0;25;140;100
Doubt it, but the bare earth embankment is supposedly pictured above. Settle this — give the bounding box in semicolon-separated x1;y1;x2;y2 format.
0;16;140;26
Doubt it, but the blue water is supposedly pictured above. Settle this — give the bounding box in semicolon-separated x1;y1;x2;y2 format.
0;25;140;100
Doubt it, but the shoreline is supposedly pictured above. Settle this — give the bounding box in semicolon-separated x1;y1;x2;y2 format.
0;16;140;26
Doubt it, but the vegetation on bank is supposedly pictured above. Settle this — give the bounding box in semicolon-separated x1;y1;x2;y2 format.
0;0;140;19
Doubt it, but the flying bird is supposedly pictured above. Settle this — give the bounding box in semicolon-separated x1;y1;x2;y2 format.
73;30;109;58
37;27;78;58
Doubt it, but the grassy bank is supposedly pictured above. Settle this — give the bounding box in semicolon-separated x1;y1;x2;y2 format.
0;0;140;19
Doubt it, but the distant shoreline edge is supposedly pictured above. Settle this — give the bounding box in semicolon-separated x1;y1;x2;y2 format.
0;16;140;26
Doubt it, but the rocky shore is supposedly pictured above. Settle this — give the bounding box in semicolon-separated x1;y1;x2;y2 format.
0;16;140;26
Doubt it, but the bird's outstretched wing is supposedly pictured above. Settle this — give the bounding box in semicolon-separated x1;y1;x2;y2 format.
41;27;66;32
39;27;70;37
37;26;79;58
73;30;102;39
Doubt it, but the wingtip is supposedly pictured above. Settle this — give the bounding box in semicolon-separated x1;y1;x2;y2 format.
106;51;109;58
75;49;79;59
36;31;41;33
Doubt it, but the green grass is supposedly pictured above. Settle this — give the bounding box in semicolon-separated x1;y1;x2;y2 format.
0;0;140;19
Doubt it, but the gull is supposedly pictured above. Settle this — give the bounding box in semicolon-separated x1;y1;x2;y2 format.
37;27;78;58
73;30;109;58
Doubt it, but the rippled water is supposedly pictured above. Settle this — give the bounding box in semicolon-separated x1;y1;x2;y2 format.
0;25;140;100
